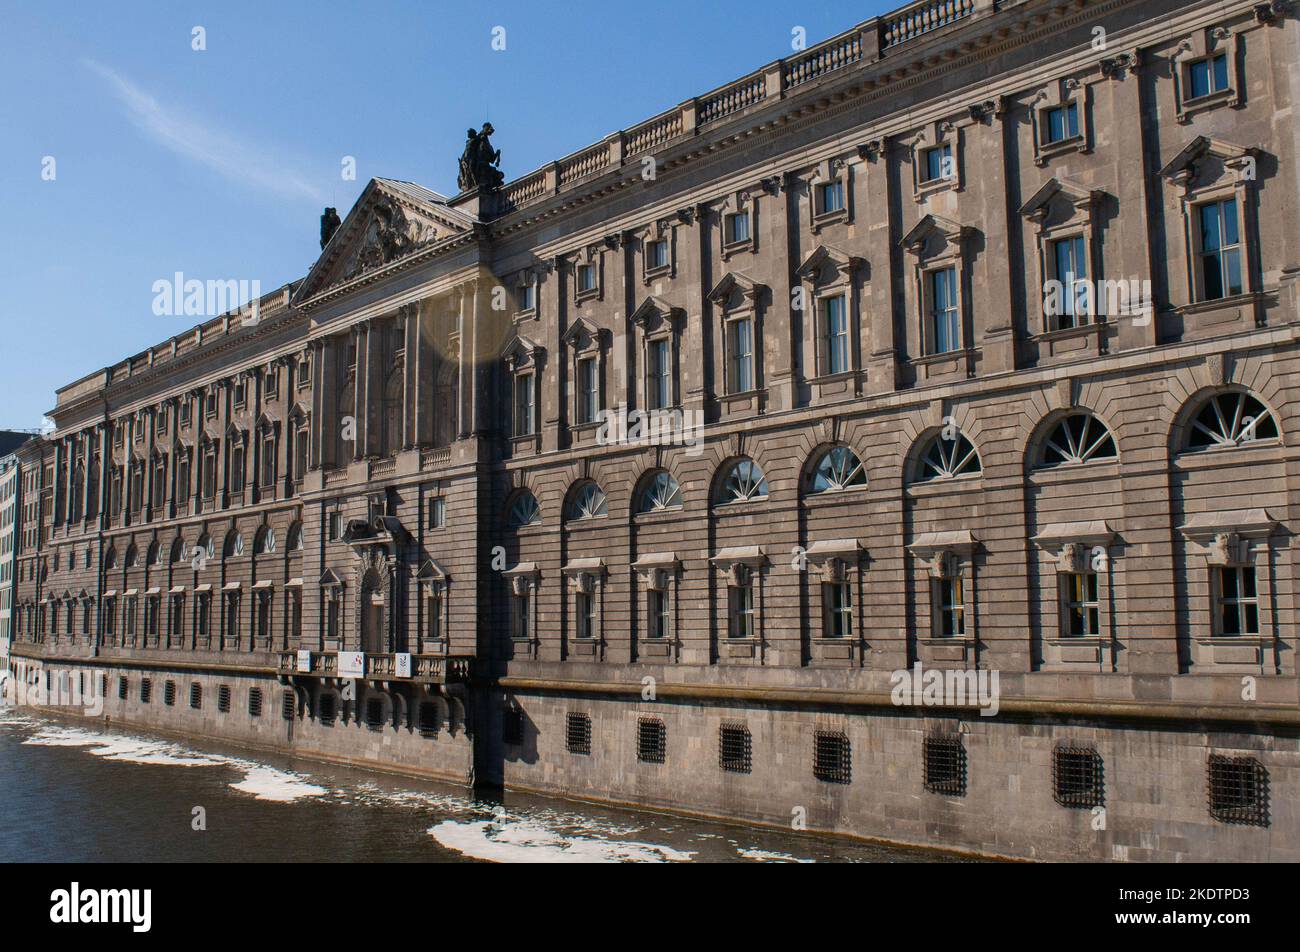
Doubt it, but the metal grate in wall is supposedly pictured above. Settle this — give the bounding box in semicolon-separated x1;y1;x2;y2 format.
923;735;967;796
637;718;666;764
1053;746;1104;808
248;688;263;718
813;730;851;784
566;712;592;755
1208;755;1269;827
719;723;752;774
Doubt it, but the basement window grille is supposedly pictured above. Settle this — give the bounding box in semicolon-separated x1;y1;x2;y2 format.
366;697;385;731
117;676;127;701
1208;755;1269;827
719;723;752;774
281;691;295;721
1053;746;1104;808
189;683;202;710
248;688;263;718
100;674;107;698
318;693;337;726
923;735;967;796
566;712;592;755
637;718;666;764
813;731;851;784
163;680;176;707
217;685;231;713
419;702;440;736
140;678;152;705
502;708;524;746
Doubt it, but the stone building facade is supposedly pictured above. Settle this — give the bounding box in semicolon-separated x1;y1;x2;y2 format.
8;0;1300;860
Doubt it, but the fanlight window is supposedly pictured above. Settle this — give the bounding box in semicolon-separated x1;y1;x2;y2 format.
916;433;981;481
637;471;682;513
717;459;769;504
223;532;244;559
125;545;139;568
196;534;214;560
1039;413;1117;467
287;522;303;551
170;539;186;563
809;446;867;493
568;483;608;521
105;548;118;570
254;527;276;555
508;491;541;528
146;541;161;566
1186;392;1278;450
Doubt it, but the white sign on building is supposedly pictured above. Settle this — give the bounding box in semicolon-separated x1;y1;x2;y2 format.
338;652;365;678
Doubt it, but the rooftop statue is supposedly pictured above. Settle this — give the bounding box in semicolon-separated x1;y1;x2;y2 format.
457;122;504;193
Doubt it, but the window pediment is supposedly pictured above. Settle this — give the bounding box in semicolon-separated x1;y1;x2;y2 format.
502;334;544;371
1019;177;1105;226
1160;137;1258;192
901;214;973;257
707;271;766;310
795;245;862;285
629;296;685;334
561;316;608;352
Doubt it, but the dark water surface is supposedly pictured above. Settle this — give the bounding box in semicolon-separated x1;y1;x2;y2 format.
0;706;972;863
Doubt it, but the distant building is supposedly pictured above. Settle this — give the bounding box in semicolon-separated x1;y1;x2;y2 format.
0;433;32;665
8;0;1300;861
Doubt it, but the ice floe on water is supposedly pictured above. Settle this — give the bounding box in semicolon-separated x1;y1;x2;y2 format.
18;721;326;802
8;713;828;862
429;816;696;863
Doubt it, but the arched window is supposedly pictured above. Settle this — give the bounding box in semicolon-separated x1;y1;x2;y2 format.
170;538;186;564
105;546;118;570
124;544;139;568
716;459;768;504
1185;391;1278;450
567;482;608;521
808;445;867;493
195;533;214;562
146;541;161;566
915;433;982;482
287;521;303;552
508;491;541;528
1038;412;1117;467
223;531;243;559
254;526;276;555
637;471;682;513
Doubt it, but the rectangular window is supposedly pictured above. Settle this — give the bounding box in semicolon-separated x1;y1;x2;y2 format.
1189;52;1230;100
818;180;845;214
576;357;599;425
1216;565;1259;636
263;370;277;398
197;593;211;641
814;731;851;784
512;593;530;641
1050;235;1089;327
202;450;217;499
145;595;160;636
170;594;184;638
428;496;446;530
518;283;535;311
260;435;276;487
923;735;967;796
125;596;138;638
294;428;308;480
1198;199;1243;301
1207;755;1268;826
648;339;672;410
514;373;535;436
225;592;241;644
728;583;755;639
190;683;202;710
647;589;669;639
575;591;595;640
104;596;116;636
823;581;852;639
230;445;245;493
577;263;596;293
718;723;752;774
637;718;666;765
256;590;272;642
821;295;849;375
326;591;341;641
327;511;341;541
180;402;192;427
929;267;959;354
297;357;311;388
648;239;669;270
728;317;754;393
923;144;953;183
934;576;965;637
1063;572;1100;637
725;212;750;245
425;588;443;641
234;380;247;409
1044;102;1079;143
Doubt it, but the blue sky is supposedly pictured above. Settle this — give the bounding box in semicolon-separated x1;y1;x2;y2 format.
0;0;888;428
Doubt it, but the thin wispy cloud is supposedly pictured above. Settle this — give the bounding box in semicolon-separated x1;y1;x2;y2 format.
84;59;326;205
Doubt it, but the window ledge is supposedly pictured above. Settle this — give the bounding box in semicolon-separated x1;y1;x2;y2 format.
909;347;978;367
718;387;767;405
1174;291;1261;318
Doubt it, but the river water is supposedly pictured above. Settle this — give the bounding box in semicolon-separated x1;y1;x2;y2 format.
0;705;969;863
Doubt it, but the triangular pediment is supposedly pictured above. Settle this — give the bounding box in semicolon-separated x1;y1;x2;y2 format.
629;295;685;330
1019;177;1105;219
417;559;448;581
561;315;606;347
707;271;766;307
901;214;972;255
795;244;862;282
294;179;477;305
1160;136;1255;179
502;333;542;367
